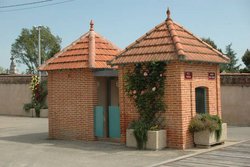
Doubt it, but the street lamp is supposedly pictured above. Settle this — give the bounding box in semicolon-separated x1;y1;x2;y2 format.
34;25;42;82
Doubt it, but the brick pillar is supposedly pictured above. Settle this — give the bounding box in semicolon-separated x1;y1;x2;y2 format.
165;62;185;149
118;66;126;143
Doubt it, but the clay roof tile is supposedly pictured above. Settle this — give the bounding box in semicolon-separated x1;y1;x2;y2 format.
40;21;120;71
110;9;229;65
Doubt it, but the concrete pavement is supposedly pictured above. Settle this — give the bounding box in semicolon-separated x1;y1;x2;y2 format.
0;116;249;167
0;116;192;167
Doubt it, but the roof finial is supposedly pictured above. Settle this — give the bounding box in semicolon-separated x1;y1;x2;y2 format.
90;19;94;31
167;8;171;19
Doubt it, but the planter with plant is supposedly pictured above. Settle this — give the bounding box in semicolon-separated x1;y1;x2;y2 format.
125;62;167;150
189;113;227;147
23;75;48;117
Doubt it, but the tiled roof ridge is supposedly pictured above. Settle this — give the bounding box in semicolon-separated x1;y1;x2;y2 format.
166;18;185;59
112;51;176;58
88;20;96;68
39;31;90;70
95;32;121;51
40;30;121;70
109;9;230;65
173;22;230;62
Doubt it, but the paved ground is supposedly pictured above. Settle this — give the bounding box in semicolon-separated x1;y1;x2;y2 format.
0;116;193;167
0;116;250;167
157;141;250;167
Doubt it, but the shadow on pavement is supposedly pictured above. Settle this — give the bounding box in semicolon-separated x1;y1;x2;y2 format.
0;132;138;153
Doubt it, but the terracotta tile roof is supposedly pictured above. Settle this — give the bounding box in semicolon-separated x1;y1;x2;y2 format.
110;9;229;65
40;20;120;71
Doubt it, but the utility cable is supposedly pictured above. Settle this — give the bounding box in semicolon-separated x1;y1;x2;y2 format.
0;0;75;13
0;0;53;9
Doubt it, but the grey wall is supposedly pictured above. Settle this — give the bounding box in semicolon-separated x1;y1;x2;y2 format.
0;83;32;116
0;75;47;117
221;85;250;126
221;73;250;126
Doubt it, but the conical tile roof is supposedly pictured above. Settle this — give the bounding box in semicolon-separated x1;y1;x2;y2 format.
110;9;229;65
40;20;120;71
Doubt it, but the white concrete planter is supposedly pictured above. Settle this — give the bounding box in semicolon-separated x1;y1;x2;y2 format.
126;129;167;150
40;109;48;118
194;123;227;147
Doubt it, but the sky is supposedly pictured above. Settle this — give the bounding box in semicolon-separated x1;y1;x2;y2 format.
0;0;249;72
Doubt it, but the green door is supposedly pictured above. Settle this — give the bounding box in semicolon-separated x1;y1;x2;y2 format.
108;106;120;138
94;106;104;137
195;87;207;114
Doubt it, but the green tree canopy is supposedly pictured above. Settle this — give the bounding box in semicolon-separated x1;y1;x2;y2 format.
202;37;227;72
242;49;250;69
202;37;218;49
223;43;240;72
201;37;223;53
11;26;61;73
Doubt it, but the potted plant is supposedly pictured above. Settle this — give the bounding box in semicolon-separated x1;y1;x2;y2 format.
124;62;167;150
126;121;166;150
189;113;227;147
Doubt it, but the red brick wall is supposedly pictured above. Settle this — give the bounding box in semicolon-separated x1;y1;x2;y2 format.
118;65;139;143
118;62;221;149
170;62;221;149
47;69;97;141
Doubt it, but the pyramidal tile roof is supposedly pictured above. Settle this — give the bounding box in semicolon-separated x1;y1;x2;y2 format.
110;9;229;65
40;20;120;71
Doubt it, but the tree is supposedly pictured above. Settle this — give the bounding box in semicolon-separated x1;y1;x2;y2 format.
242;49;250;70
202;37;223;53
223;44;240;72
202;37;226;72
0;66;7;74
11;26;61;73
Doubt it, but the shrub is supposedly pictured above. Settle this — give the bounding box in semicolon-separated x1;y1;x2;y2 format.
23;103;33;112
189;113;222;140
23;76;48;117
125;62;166;149
130;120;149;149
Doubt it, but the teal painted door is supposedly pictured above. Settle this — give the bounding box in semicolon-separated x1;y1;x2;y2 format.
94;106;104;137
108;106;120;138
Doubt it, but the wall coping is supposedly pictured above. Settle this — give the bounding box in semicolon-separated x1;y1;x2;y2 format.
221;73;250;86
0;74;47;84
221;73;250;76
1;73;250;86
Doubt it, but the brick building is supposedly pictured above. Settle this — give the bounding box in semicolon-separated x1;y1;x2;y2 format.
41;10;229;149
110;9;229;149
40;20;120;141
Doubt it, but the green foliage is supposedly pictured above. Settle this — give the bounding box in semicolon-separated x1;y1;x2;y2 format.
23;76;48;117
130;120;148;149
23;103;33;112
222;44;240;72
242;49;250;72
202;38;217;49
125;62;166;149
202;37;224;54
201;37;229;72
240;68;250;73
11;26;61;74
189;114;222;140
188;115;206;132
